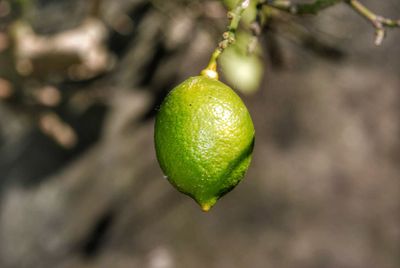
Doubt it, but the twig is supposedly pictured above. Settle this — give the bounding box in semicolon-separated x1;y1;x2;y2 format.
346;0;400;45
266;0;400;45
201;0;250;79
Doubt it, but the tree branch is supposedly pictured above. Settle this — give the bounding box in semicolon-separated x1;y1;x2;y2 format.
346;0;400;45
265;0;400;45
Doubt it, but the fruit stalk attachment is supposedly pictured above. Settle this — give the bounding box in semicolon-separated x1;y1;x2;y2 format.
200;0;251;80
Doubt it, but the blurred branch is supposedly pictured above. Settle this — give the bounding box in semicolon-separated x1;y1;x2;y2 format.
346;0;400;45
265;0;400;45
12;18;110;79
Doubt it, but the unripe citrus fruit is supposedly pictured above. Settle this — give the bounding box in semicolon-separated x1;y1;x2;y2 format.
154;76;255;211
220;32;263;94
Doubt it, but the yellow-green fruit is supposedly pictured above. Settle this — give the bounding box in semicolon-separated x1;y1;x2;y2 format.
154;76;255;211
220;47;263;94
220;31;263;94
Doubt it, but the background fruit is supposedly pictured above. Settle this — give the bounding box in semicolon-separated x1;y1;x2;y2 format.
154;76;255;211
220;32;264;94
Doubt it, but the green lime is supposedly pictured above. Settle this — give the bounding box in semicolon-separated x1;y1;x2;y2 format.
154;76;255;211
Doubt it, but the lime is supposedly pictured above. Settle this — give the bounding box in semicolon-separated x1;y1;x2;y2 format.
154;76;255;211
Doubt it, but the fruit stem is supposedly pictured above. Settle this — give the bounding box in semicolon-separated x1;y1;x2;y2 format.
200;0;251;79
200;49;220;80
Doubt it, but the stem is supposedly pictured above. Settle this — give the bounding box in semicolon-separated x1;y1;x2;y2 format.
346;0;400;45
200;0;250;79
266;0;400;45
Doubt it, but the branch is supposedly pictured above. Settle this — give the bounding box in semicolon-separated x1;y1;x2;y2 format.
346;0;400;45
201;0;250;79
266;0;400;45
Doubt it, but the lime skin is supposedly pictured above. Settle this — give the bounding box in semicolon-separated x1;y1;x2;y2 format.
154;76;255;211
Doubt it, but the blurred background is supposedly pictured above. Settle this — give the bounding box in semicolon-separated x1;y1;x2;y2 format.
0;0;399;267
